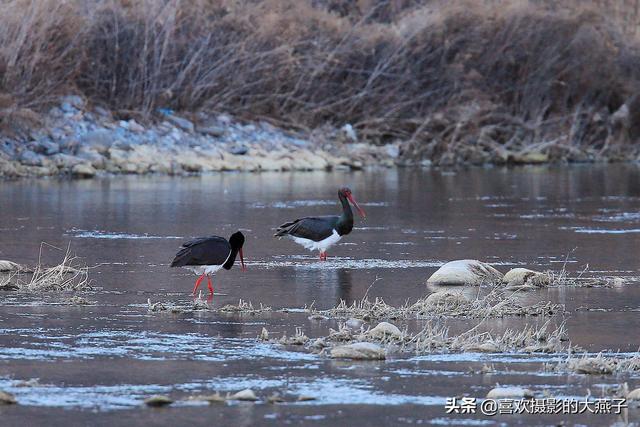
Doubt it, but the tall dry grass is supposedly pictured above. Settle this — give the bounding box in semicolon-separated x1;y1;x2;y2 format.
1;0;640;156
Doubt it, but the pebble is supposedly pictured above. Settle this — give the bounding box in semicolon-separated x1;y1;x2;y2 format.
345;318;365;329
143;395;173;407
0;391;17;405
367;322;403;340
229;389;258;401
486;387;534;399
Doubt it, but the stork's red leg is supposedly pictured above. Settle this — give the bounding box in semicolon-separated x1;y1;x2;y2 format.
320;251;327;261
192;274;206;295
207;276;214;295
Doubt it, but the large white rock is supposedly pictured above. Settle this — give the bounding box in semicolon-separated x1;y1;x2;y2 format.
330;342;386;360
628;388;640;401
229;389;258;401
486;386;533;399
427;260;503;286
0;260;22;272
367;322;403;340
503;268;550;288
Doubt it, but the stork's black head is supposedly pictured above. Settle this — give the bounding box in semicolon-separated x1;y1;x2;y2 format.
228;231;246;271
229;231;245;249
338;187;366;218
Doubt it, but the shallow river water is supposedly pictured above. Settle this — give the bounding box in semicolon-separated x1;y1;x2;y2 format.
1;165;639;426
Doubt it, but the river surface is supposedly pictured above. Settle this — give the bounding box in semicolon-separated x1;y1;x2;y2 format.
1;165;639;426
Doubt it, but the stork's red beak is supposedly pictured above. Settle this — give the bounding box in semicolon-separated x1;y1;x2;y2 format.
347;193;366;219
239;248;246;271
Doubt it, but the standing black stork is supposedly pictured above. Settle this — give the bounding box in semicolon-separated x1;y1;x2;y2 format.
274;187;366;261
170;231;246;295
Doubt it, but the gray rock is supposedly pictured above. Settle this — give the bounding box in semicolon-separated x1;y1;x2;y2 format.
197;125;225;137
29;139;60;155
60;102;77;114
18;150;43;166
502;268;550;289
94;106;112;119
340;124;357;142
229;389;258;402
385;144;400;158
427;260;503;286
60;95;85;110
229;145;249;156
128;120;145;133
345;318;364;330
166;115;195;133
71;163;97;178
330;342;386;360
367;322;403;340
486;387;534;399
79;130;114;154
217;114;232;125
50;153;84;168
77;149;106;168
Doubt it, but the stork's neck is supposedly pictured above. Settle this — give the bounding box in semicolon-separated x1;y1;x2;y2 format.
223;248;238;270
336;193;354;235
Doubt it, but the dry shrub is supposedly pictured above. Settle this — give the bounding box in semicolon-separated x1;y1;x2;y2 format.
558;352;640;375
1;0;640;158
17;245;90;292
0;0;83;108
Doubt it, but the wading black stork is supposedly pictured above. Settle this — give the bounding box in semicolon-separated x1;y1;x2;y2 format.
274;187;366;261
170;231;246;295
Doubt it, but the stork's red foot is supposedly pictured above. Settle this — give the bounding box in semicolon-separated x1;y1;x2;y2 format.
320;252;327;261
192;274;206;294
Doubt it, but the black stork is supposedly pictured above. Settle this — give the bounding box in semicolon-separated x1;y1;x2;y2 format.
274;187;366;261
170;231;246;295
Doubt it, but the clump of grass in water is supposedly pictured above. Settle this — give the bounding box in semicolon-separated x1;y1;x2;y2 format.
556;352;640;375
218;299;272;315
16;244;90;292
317;284;562;321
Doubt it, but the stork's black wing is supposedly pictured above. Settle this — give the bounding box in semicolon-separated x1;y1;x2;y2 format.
274;216;339;242
170;236;231;267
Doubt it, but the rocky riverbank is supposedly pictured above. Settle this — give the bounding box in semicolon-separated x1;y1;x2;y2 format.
0;96;399;178
2;96;639;179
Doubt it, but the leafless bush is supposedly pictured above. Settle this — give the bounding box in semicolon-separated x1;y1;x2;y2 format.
1;0;640;159
16;244;90;292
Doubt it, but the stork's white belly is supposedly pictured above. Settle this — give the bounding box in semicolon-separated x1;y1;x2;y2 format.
291;229;342;252
186;264;224;275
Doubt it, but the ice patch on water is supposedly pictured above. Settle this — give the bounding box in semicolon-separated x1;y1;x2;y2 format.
563;226;640;234
289;377;447;406
0;329;318;362
594;212;640;223
252;258;443;269
251;200;388;209
67;228;183;239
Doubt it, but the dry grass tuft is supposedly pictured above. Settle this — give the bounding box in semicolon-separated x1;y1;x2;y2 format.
557;352;640;375
14;244;90;292
218;299;272;315
316;284;562;321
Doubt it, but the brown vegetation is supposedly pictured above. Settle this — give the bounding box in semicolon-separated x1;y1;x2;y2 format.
2;0;640;162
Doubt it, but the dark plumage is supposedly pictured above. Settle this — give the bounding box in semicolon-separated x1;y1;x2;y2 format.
171;231;246;295
274;188;366;261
